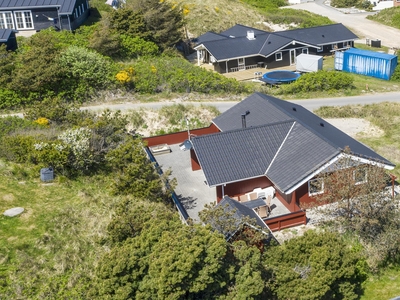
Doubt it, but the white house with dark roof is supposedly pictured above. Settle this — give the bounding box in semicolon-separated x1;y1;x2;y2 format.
194;23;358;73
0;0;90;32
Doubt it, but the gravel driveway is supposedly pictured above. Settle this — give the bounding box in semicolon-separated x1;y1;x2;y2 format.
285;0;400;48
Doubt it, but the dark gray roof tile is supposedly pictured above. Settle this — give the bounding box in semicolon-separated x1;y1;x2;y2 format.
0;0;77;14
191;121;294;187
274;23;358;46
0;29;12;42
214;196;269;239
193;92;394;193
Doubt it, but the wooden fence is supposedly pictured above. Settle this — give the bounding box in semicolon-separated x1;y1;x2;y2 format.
265;210;307;232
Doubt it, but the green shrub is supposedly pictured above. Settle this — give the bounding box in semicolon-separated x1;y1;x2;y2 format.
132;57;249;94
390;64;400;82
59;46;115;100
279;70;355;94
0;117;40;138
120;35;159;58
0;135;36;163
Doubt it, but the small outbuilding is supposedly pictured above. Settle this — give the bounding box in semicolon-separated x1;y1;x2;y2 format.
296;53;323;73
335;48;398;80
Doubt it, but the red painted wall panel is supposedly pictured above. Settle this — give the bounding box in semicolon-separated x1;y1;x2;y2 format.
216;177;273;201
143;124;220;147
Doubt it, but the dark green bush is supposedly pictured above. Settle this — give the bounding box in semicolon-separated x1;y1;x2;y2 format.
0;135;36;163
279;70;355;94
0;117;40;138
132;57;249;94
390;64;400;82
0;89;23;109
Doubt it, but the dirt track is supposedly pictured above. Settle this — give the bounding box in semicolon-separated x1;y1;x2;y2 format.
285;0;400;48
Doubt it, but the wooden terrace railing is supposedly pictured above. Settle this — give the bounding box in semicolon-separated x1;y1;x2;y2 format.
264;210;307;232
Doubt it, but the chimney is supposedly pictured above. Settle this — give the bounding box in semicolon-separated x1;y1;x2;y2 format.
241;110;250;128
247;30;255;40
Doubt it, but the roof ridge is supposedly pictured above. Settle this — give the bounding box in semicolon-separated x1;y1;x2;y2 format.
255;93;391;164
255;93;342;151
196;119;295;140
265;121;296;175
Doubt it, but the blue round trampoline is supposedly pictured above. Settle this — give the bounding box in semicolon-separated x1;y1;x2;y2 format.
261;70;300;84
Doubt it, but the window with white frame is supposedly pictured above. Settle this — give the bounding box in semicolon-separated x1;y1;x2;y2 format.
302;48;308;54
353;168;367;185
317;46;323;52
14;11;33;29
308;178;324;196
275;52;282;61
0;12;14;29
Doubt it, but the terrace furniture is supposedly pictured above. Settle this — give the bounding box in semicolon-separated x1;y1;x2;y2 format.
266;195;272;213
239;194;249;202
249;192;258;200
257;205;269;218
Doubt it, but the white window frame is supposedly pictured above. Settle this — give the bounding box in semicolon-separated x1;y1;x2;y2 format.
78;6;82;16
308;178;324;196
81;4;84;12
75;8;78;18
0;11;15;29
14;11;34;30
275;52;282;61
317;46;323;53
353;169;367;185
302;48;308;54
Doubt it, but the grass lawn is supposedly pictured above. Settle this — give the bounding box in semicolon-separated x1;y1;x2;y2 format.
362;268;400;300
0;162;120;297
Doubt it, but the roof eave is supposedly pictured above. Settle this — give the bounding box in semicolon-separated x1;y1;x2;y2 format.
283;152;394;194
208;174;267;188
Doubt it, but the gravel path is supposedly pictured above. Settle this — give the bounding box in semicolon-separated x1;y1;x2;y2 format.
285;0;400;48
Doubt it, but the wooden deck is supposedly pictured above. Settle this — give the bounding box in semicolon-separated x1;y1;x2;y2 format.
198;62;297;81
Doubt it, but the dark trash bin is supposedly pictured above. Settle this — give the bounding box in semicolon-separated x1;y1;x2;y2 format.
371;39;381;48
40;167;54;182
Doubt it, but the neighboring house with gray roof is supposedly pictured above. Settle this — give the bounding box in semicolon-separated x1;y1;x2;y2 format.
0;28;17;50
194;23;358;73
189;92;394;213
0;0;89;32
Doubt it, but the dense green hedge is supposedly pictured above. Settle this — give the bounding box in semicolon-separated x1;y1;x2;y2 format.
278;70;355;94
128;57;250;94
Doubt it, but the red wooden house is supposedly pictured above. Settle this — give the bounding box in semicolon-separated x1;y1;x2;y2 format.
144;93;394;230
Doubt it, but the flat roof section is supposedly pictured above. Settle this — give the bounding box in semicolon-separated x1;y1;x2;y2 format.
154;144;216;222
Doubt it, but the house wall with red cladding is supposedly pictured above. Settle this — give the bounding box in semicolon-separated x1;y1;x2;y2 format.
216;177;274;202
143;124;220;147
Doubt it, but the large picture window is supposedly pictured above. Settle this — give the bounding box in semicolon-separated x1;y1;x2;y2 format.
308;178;324;196
14;11;33;30
0;12;14;29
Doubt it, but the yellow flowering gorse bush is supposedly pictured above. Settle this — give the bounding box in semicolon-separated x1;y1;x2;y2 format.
115;67;135;84
34;117;50;126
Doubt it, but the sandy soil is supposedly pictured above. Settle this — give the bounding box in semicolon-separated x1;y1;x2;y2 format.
324;118;384;138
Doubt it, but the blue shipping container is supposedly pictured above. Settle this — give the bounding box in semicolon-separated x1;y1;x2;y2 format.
335;48;398;80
